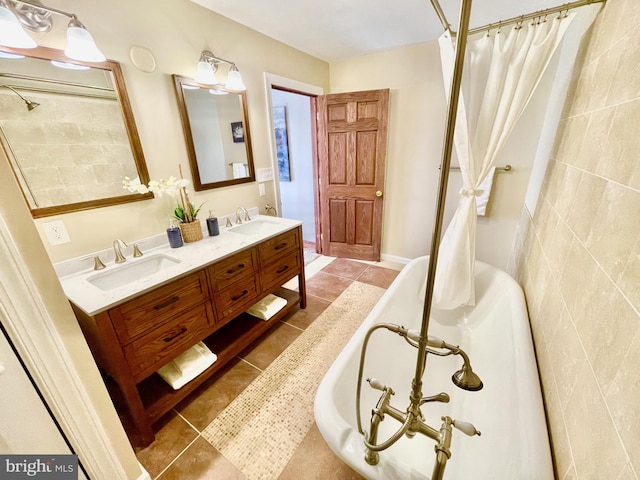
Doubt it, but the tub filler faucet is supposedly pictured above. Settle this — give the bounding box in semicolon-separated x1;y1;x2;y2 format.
356;323;482;479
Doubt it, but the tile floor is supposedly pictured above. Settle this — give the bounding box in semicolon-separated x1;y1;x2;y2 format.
133;256;403;479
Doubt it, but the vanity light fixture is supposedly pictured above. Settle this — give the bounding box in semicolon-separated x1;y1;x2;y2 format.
194;50;246;91
0;0;105;62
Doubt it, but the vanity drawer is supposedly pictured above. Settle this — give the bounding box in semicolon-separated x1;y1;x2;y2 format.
209;249;257;292
123;301;214;382
257;229;299;267
214;274;260;321
260;249;300;292
110;271;209;345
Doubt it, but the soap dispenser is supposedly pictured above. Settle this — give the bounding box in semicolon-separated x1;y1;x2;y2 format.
206;211;220;236
167;219;184;248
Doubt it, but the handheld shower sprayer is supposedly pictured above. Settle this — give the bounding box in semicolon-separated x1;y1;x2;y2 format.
392;326;484;391
0;84;40;111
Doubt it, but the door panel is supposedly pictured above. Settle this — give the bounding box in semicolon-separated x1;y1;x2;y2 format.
317;89;389;261
329;199;347;243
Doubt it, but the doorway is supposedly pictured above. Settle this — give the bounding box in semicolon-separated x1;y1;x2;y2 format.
266;74;323;263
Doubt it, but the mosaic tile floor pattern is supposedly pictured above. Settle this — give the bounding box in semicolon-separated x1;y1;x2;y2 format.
201;281;385;480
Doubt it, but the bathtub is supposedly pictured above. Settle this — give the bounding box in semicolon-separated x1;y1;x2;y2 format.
314;256;553;480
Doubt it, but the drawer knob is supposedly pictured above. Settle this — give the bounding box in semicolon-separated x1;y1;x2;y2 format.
231;290;249;301
274;242;288;251
163;327;187;343
276;265;290;274
154;296;180;310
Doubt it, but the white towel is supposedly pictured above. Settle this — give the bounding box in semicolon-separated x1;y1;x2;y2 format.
157;342;217;390
247;294;287;321
475;167;496;216
232;162;248;179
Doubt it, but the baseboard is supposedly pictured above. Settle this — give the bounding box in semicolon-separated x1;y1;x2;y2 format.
136;463;152;480
380;253;412;265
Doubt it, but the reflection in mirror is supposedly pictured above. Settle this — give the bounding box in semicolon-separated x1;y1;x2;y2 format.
0;45;152;218
172;74;255;191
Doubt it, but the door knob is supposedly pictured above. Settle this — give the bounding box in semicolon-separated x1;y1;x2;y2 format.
375;190;383;197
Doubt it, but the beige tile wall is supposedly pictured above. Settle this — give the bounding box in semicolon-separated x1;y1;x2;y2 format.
511;0;640;478
0;91;136;208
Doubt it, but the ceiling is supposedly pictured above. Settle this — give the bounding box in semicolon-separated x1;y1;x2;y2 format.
191;0;573;61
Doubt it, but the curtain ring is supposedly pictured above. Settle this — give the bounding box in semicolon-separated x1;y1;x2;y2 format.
543;14;548;23
497;25;502;34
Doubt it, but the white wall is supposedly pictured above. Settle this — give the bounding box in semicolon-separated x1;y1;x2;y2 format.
271;89;316;243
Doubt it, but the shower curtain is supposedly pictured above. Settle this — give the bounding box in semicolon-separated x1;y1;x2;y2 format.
433;14;575;309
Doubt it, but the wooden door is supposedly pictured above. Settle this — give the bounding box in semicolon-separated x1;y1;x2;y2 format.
316;89;389;261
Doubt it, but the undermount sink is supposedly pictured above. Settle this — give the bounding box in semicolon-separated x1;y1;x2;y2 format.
87;254;181;291
228;219;282;236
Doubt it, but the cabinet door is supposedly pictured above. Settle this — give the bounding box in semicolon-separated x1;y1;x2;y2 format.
209;249;257;292
257;229;299;267
260;249;301;292
110;271;210;344
123;302;214;381
213;274;260;322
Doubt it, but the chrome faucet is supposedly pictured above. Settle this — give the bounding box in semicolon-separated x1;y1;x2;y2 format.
113;239;128;263
235;207;251;224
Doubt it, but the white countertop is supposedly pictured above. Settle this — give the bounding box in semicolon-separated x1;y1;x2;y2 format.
56;215;302;317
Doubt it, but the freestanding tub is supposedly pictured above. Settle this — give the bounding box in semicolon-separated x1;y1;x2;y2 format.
314;256;553;480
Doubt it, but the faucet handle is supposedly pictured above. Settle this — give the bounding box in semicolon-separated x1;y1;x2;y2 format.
83;255;106;270
133;242;144;258
225;216;233;227
452;419;481;437
420;392;450;405
244;209;251;221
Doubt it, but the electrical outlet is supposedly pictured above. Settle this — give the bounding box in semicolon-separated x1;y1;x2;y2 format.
42;220;71;246
259;183;266;196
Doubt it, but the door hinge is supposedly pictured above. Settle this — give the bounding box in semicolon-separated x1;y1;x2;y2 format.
318;177;321;185
316;111;320;122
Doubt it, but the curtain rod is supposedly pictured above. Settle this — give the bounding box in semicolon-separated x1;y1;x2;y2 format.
428;0;606;36
429;0;451;32
467;0;606;35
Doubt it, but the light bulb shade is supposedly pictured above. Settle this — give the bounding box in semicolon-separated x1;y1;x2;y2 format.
195;60;218;85
51;60;90;70
65;22;106;62
0;51;25;59
0;6;37;48
226;65;246;91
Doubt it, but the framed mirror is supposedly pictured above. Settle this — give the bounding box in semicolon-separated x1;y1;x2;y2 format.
172;74;255;190
0;45;152;218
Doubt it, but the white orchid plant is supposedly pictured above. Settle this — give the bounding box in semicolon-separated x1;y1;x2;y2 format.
123;175;203;223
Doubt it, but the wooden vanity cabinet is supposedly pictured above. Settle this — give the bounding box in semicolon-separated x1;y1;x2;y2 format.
71;226;306;447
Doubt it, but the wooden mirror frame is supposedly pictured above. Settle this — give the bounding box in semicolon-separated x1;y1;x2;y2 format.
172;74;255;191
0;45;153;218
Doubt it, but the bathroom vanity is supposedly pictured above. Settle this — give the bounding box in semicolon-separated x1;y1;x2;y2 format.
57;216;306;446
